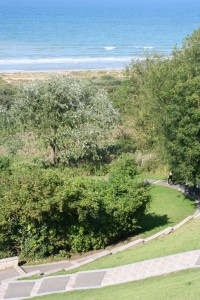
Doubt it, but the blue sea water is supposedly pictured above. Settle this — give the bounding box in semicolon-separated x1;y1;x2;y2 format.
0;0;200;72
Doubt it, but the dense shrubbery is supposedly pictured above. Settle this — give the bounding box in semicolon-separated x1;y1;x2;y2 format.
0;155;150;259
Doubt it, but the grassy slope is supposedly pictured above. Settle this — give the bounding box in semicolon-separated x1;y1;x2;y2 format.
30;268;200;300
138;184;195;238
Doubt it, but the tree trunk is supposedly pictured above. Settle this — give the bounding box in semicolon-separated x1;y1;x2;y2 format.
50;140;56;164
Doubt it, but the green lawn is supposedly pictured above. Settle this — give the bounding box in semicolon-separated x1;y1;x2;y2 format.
29;268;200;300
138;184;195;238
140;171;167;181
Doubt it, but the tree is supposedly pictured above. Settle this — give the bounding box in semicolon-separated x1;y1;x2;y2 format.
160;29;200;184
118;29;200;183
11;76;118;164
0;77;17;136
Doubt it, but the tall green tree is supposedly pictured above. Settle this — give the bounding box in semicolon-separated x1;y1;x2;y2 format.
120;29;200;183
11;76;118;164
161;29;200;183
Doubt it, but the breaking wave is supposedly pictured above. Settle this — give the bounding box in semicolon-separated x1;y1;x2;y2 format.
0;56;133;65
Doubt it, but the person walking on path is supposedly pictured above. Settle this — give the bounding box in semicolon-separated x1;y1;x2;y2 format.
168;171;173;184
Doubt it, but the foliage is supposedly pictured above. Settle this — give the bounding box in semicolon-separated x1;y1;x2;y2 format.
3;135;24;156
120;29;200;184
10;76;118;164
0;77;16;110
55;187;195;275
0;77;17;140
160;30;200;184
0;157;150;259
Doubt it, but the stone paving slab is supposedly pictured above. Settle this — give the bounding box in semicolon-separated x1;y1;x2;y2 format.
73;271;106;288
195;256;200;265
4;282;35;299
38;277;70;294
0;268;22;283
23;261;73;274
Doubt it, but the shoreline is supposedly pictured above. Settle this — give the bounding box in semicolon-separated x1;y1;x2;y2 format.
1;69;124;83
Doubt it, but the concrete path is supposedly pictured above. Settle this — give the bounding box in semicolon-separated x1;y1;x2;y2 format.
0;250;200;299
0;180;199;299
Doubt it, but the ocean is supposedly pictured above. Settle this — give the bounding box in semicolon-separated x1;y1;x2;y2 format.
0;0;200;72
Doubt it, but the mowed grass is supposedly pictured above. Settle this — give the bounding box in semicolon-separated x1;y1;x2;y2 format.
29;268;200;300
139;184;195;238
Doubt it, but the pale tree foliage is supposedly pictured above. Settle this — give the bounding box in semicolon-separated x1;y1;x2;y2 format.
11;76;118;163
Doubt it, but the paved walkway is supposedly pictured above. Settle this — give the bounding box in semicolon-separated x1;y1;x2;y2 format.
0;250;200;299
0;180;199;299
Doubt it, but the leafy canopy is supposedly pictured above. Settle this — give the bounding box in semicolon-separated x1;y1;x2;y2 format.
11;76;118;163
117;28;200;183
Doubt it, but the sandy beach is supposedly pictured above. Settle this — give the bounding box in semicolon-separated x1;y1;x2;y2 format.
1;69;124;83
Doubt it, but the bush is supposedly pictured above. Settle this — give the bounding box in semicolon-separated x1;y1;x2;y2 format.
0;156;10;171
109;153;139;179
0;158;151;258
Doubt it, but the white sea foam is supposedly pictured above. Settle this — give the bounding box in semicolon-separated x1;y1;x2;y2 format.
132;46;154;49
0;57;132;65
104;46;116;51
143;46;154;49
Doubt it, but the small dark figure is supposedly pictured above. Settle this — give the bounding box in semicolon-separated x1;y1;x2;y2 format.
184;183;189;194
168;171;173;184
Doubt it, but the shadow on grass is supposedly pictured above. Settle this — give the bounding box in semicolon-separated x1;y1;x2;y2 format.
183;193;199;204
137;213;169;235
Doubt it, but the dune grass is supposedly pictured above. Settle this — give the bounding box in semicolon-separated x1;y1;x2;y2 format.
29;268;200;300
